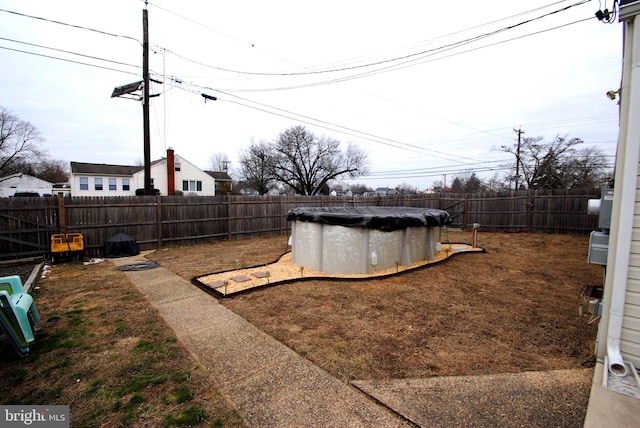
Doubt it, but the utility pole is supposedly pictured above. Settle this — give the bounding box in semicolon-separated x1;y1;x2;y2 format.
142;6;151;195
513;128;524;191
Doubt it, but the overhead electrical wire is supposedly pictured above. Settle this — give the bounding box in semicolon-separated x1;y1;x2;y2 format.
0;36;140;70
165;78;489;164
144;0;605;173
310;0;580;72
0;7;141;45
0;45;141;77
207;15;595;93
147;1;602;163
153;0;589;77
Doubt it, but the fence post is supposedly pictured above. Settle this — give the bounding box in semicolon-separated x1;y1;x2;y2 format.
227;194;232;241
57;195;66;234
463;193;469;231
280;196;284;235
156;195;163;248
526;190;534;232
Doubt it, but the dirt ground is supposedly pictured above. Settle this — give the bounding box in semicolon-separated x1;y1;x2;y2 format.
150;230;602;382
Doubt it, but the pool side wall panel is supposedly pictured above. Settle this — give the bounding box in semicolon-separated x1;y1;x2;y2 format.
291;221;440;275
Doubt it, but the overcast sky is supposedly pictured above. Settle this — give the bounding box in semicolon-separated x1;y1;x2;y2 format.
0;0;624;190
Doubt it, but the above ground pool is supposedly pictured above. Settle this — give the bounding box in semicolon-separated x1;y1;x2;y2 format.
287;206;451;274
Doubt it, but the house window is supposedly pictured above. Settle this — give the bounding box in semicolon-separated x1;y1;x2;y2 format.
122;178;130;191
94;178;103;191
79;177;89;191
182;180;202;192
109;178;117;191
175;162;181;171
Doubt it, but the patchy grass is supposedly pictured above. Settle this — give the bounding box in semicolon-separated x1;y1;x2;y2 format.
0;259;244;427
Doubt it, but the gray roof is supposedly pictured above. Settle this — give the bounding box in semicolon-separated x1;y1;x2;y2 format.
70;162;143;176
205;171;232;181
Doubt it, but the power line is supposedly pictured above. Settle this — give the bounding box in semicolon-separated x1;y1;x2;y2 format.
209;16;594;93
169;79;489;164
0;45;141;77
157;0;590;78
0;36;140;70
0;7;141;44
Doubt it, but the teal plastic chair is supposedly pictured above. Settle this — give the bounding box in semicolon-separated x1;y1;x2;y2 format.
0;291;38;342
0;294;31;356
0;276;41;357
0;275;24;296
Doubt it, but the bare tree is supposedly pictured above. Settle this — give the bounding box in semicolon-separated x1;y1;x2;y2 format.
0;107;44;177
565;147;612;189
395;182;417;194
34;159;69;183
485;173;504;191
499;134;594;189
270;125;368;195
209;152;231;172
238;140;277;195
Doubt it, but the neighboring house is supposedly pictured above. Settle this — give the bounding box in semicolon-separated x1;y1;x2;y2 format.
205;171;233;194
70;149;216;196
0;173;54;197
375;187;397;196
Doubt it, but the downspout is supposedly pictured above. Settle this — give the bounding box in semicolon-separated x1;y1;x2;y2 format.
606;14;640;377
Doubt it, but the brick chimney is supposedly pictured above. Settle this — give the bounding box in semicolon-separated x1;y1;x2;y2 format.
167;148;175;195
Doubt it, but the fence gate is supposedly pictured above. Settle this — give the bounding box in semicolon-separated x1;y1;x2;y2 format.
0;198;58;261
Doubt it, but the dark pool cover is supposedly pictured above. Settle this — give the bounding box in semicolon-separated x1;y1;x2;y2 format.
286;206;451;232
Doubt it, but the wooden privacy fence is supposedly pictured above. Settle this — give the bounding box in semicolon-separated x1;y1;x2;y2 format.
0;189;602;260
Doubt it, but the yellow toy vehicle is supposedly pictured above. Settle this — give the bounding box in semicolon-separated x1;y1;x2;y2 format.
50;233;84;263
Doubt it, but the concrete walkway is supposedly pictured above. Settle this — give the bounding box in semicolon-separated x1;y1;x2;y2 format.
114;258;410;427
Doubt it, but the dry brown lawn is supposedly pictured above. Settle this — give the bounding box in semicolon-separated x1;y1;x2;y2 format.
0;230;601;427
151;230;602;382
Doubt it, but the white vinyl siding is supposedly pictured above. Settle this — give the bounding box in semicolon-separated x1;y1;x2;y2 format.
623;165;640;367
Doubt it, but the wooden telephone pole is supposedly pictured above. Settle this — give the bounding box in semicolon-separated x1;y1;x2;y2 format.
513;128;524;191
111;3;155;195
142;6;151;195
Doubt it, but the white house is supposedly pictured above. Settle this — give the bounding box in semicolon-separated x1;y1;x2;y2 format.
596;0;640;376
0;173;54;197
69;149;216;196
